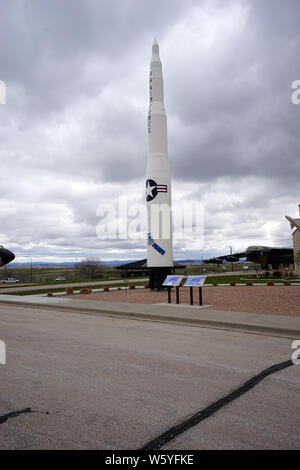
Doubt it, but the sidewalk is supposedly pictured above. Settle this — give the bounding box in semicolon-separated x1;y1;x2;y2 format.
0;293;299;339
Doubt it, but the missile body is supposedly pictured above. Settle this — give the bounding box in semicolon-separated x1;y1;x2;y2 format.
0;246;15;266
146;39;173;267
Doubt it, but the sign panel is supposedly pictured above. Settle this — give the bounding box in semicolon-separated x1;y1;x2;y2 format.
184;276;207;287
162;275;184;287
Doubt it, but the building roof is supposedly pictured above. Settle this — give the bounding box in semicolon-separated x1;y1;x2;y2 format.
116;259;186;270
117;259;148;270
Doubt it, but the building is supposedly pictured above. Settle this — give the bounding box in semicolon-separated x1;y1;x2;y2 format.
285;205;300;274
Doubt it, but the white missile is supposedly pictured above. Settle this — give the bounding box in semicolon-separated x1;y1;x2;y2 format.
146;38;173;268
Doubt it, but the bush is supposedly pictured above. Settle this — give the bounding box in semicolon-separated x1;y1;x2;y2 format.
273;271;281;279
264;271;270;279
103;287;109;292
144;283;149;288
267;281;274;286
213;283;218;286
129;284;136;289
80;287;91;294
47;292;53;297
283;280;291;286
65;287;74;295
246;282;253;286
230;282;236;286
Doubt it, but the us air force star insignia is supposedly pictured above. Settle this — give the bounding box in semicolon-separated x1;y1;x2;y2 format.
146;179;167;201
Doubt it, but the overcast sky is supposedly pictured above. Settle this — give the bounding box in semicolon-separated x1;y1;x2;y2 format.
1;0;299;262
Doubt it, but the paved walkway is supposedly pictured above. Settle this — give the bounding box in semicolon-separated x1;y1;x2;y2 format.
0;293;299;339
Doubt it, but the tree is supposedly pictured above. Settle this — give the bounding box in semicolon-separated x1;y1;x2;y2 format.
78;257;103;279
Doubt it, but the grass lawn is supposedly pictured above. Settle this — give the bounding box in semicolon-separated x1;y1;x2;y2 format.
6;275;300;296
0;276;147;289
7;281;147;296
206;275;300;284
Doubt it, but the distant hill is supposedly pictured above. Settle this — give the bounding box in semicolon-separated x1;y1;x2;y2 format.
176;259;203;265
9;260;140;268
10;258;205;268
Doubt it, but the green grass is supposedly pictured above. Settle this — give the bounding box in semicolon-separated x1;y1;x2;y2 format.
0;265;124;284
2;261;299;295
0;276;147;288
7;281;147;296
205;275;300;284
6;275;300;296
180;263;262;275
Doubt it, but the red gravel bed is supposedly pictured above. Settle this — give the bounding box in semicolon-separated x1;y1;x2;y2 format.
66;286;300;317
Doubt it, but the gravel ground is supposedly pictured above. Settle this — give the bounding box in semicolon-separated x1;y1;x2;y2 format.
66;286;300;317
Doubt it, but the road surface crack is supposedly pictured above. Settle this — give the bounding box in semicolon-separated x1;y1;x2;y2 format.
141;359;295;450
0;407;50;425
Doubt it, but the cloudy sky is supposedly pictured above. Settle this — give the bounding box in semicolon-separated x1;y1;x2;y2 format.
1;0;299;262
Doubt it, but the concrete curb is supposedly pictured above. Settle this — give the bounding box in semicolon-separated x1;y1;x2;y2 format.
0;295;299;339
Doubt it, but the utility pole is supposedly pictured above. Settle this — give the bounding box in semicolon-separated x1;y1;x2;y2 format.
75;258;78;280
230;246;233;272
25;256;33;283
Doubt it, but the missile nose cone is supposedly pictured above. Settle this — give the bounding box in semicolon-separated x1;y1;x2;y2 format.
152;37;159;55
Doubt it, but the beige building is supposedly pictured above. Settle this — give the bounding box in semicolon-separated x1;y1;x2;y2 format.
286;205;300;274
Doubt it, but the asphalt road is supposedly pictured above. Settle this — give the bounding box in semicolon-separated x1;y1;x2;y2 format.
0;304;299;450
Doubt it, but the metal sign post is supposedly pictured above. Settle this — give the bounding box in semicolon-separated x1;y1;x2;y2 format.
176;286;180;304
162;275;184;305
189;287;193;305
199;286;203;306
167;286;171;304
183;276;207;307
123;279;129;297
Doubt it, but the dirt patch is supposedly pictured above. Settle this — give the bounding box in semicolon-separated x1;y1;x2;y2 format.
66;286;300;317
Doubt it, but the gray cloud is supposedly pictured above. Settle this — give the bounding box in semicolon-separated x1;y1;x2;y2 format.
0;0;299;262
